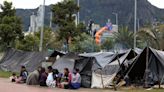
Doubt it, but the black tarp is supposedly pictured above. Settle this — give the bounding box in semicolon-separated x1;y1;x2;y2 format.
0;48;49;72
127;47;164;85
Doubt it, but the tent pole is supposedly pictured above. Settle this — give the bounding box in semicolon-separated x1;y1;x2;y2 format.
155;55;161;88
144;47;149;88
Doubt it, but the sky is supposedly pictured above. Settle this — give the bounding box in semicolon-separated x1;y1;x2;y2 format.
0;0;164;9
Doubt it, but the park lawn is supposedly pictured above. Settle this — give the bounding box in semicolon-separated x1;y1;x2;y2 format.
0;70;12;78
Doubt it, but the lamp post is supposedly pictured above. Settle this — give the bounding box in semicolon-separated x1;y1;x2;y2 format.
39;0;45;52
134;0;137;49
72;14;78;26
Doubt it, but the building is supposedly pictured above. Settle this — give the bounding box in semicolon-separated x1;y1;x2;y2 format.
28;13;37;32
28;5;44;33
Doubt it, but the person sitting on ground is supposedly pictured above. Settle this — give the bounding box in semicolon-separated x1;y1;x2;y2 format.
60;68;72;89
46;66;56;87
39;67;47;86
16;66;28;83
70;69;81;89
9;72;17;82
52;69;61;87
26;66;42;85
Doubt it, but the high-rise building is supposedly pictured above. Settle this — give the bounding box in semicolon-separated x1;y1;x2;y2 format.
28;5;44;33
36;5;44;31
28;13;37;32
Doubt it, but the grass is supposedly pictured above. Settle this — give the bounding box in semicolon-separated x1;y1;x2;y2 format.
120;87;164;92
0;70;13;78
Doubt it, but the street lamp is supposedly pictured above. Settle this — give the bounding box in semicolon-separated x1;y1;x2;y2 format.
112;12;118;26
39;0;45;52
72;14;78;26
134;0;137;49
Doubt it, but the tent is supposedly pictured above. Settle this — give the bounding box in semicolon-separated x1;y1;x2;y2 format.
126;47;164;86
51;49;142;88
47;50;65;63
52;52;80;73
91;49;138;88
0;48;49;72
78;52;116;88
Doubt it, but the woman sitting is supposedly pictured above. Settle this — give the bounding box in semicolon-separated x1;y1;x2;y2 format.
16;66;28;83
39;67;47;86
70;69;81;89
26;66;42;85
59;68;72;89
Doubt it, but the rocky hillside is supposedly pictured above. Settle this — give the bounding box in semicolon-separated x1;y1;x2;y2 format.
16;0;164;31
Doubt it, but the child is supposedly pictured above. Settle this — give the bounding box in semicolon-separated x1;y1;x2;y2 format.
46;66;56;88
9;73;17;82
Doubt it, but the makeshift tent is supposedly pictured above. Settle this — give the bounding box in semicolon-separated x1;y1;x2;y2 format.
47;50;65;62
126;47;164;86
52;52;116;88
77;52;116;88
91;49;138;88
0;48;49;72
52;52;80;73
51;50;139;88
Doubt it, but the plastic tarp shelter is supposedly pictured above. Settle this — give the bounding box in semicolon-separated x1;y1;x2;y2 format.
0;48;49;72
126;47;164;85
52;52;80;73
91;49;138;88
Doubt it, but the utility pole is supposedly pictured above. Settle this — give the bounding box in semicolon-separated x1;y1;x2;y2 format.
77;0;80;24
134;0;137;49
112;12;118;26
138;19;140;31
49;12;52;28
39;0;45;52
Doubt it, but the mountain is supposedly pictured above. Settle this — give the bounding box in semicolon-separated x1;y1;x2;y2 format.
16;0;164;31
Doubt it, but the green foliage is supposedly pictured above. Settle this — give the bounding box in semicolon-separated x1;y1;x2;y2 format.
137;24;164;50
70;33;100;53
0;1;23;50
52;0;80;45
15;34;39;51
101;37;114;51
0;1;15;17
113;26;134;49
16;27;63;51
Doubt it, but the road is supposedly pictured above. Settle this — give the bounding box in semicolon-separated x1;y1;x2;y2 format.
0;78;120;92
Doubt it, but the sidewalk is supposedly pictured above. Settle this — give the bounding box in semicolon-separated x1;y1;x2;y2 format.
0;78;119;92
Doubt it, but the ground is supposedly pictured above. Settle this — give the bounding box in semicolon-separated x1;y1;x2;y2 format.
0;78;119;92
0;71;163;92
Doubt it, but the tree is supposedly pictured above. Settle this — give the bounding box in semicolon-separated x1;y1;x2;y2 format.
113;26;134;49
16;27;63;51
15;34;39;51
70;33;100;53
101;37;114;51
52;0;80;50
137;24;164;50
0;1;23;50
